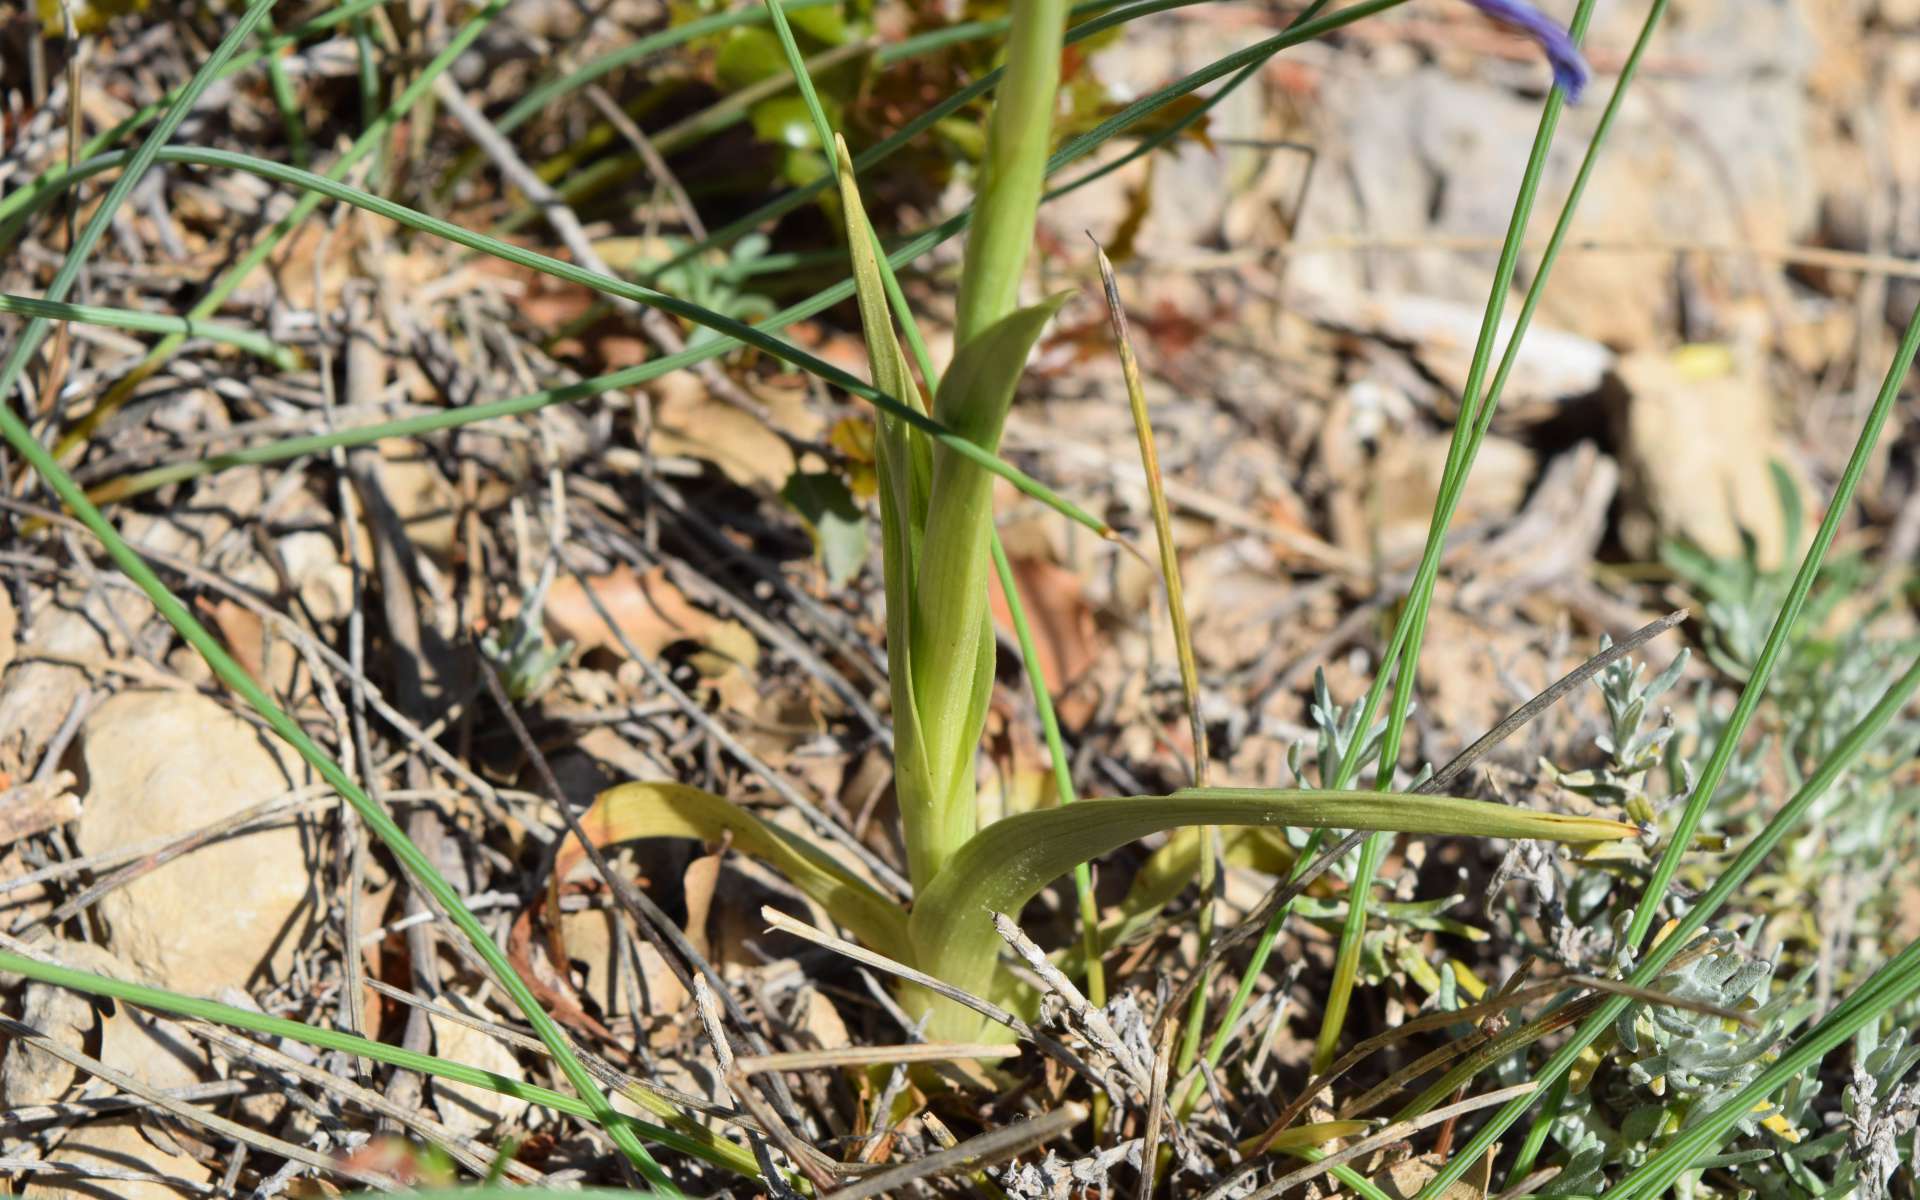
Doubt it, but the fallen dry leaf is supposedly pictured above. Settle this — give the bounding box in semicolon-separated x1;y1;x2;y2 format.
988;554;1100;695
543;563;717;659
649;372;822;491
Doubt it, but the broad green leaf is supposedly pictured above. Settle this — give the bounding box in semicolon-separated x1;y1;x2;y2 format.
910;790;1637;1037
566;782;911;964
908;293;1071;886
833;132;943;893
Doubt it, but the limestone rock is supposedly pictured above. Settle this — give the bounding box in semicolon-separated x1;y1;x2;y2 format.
1614;346;1808;569
75;690;316;995
429;1000;533;1138
2;942;122;1109
22;1116;214;1199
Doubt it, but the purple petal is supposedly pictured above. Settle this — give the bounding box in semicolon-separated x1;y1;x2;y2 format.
1462;0;1591;100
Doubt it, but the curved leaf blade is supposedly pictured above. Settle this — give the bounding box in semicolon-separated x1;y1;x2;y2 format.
570;783;912;965
911;790;1636;1025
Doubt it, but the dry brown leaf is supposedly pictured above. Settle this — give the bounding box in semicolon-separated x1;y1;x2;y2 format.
648;373;822;491
988;555;1100;694
682;850;723;962
543;563;717;659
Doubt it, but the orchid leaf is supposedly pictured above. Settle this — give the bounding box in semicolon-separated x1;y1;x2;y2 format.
910;790;1637;1033
907;292;1071;886
565;782;911;965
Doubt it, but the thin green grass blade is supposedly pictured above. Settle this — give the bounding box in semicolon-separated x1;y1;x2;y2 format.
501;38;872;231
1612;937;1920;1199
0;381;684;1191
1312;829;1387;1072
0;390;684;1189
0;947;755;1177
0;0;385;250
0;292;299;369
1312;0;1601;1075
436;0;842;196
74;0;1406;517
52;143;1109;539
52;0;511;458
0;0;280;407
0;4;679;1187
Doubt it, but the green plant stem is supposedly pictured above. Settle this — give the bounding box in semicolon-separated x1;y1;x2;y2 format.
952;0;1069;345
778;7;1105;1002
0;292;299;369
904;0;1070;897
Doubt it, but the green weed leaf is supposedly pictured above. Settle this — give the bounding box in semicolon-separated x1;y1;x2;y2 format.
781;470;869;586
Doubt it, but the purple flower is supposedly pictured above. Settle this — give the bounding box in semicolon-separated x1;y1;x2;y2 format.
1462;0;1590;101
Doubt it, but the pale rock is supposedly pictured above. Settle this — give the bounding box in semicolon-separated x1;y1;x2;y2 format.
1288;3;1817;351
374;447;459;560
428;1000;533;1138
75;690;316;995
99;1004;208;1095
277;530;354;624
2;942;123;1109
1614;346;1807;569
793;988;850;1053
1295;288;1613;411
22;1116;214;1199
1369;433;1537;564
